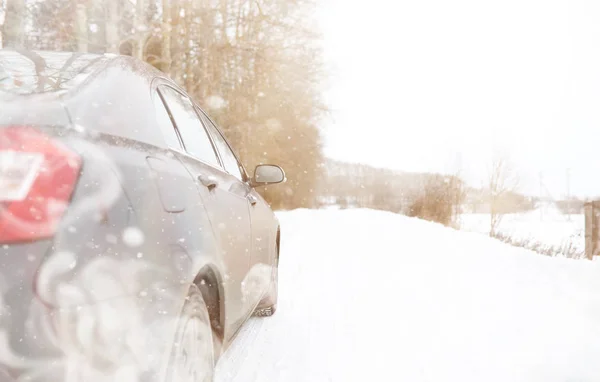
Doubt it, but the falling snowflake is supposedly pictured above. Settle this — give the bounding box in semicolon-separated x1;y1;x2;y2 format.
122;227;145;248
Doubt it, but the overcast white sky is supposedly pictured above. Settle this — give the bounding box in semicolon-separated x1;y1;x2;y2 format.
317;0;600;198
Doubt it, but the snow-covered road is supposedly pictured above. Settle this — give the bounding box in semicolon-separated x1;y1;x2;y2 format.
215;209;600;382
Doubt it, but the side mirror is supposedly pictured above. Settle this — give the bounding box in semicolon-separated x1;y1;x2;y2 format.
252;165;286;187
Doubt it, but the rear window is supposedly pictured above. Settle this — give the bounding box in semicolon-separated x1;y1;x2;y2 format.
0;52;108;95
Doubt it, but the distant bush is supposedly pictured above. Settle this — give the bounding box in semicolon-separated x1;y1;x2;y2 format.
555;199;585;215
407;175;464;227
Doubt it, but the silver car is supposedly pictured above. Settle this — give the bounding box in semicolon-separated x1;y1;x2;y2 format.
0;50;284;382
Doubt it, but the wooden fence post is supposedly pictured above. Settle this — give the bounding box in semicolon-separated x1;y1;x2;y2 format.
585;201;599;260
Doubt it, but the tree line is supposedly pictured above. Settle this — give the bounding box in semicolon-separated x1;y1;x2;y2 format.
0;0;325;209
318;159;466;226
318;159;544;229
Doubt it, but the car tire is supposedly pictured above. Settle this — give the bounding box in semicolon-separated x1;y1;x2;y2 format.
165;285;215;382
253;260;278;317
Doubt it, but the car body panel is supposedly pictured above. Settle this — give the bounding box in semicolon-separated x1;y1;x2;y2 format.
194;106;279;309
150;79;260;343
176;151;255;338
249;188;279;267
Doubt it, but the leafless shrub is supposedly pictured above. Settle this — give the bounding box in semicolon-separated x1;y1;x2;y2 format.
407;175;465;227
555;198;586;215
488;154;519;237
493;232;585;259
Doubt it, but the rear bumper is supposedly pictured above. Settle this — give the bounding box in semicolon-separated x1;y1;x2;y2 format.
0;230;188;382
0;263;188;381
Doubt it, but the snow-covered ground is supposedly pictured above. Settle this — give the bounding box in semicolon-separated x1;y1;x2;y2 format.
461;204;585;255
216;209;600;382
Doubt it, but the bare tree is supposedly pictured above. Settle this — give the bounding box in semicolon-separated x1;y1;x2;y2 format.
131;0;147;59
488;154;519;237
75;3;88;52
105;0;120;53
0;0;326;210
2;0;26;48
159;0;172;73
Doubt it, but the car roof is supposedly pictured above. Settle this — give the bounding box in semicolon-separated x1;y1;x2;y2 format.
0;50;116;96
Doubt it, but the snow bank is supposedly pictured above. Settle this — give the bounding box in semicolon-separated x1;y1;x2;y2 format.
216;209;600;382
461;206;584;255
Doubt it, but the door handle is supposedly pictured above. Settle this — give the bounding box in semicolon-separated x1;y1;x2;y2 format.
198;174;218;191
247;194;258;206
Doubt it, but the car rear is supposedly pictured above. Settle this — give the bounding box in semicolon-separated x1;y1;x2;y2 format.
0;51;196;381
0;102;145;378
0;95;166;382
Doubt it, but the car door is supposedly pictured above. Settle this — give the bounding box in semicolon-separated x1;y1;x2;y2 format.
157;84;254;336
198;111;276;274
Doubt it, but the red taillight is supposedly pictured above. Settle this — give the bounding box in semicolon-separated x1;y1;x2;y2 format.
0;127;81;243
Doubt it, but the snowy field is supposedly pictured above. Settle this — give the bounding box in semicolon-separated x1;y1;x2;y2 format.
461;204;585;256
215;209;600;382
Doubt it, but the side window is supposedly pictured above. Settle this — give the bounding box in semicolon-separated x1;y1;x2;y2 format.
158;86;220;167
153;91;182;150
199;111;245;181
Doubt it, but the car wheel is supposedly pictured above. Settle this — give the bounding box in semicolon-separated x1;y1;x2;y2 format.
253;260;278;317
166;285;215;382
